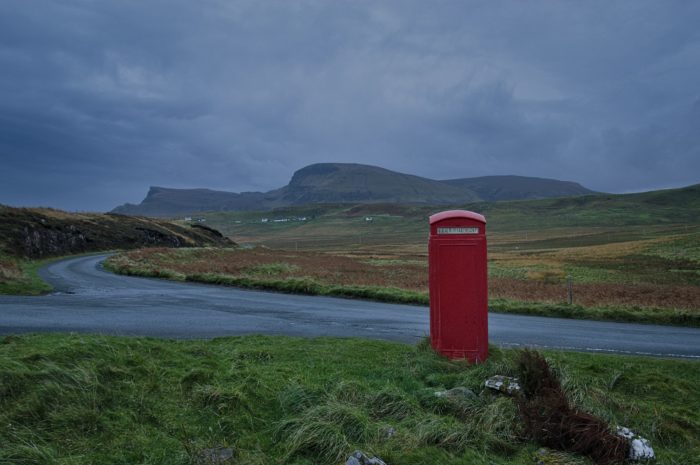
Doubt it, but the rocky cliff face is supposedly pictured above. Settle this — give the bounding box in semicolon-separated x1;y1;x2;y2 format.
0;206;234;259
20;223;91;258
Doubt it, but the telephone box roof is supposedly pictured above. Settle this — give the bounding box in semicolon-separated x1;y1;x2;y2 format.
429;210;486;225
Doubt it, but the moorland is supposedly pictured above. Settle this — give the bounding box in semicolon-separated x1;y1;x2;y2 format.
107;183;700;326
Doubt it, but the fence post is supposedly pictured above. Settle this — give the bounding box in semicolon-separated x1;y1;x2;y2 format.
567;275;573;305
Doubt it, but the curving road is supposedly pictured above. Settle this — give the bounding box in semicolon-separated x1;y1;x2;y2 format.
0;254;699;359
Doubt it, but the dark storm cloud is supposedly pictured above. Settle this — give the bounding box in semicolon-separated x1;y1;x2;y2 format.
1;0;699;210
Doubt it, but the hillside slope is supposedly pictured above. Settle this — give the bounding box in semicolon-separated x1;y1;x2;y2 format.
112;163;596;216
0;205;233;259
443;175;595;201
192;183;700;252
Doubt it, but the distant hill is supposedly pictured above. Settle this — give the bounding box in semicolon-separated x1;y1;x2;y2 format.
0;205;234;259
275;163;480;205
112;163;597;216
113;187;271;217
443;175;594;201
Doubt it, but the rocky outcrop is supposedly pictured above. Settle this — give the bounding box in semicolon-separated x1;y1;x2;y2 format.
21;224;91;257
0;205;234;259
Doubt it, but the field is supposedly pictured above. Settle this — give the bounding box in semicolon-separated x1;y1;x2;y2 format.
1;333;698;465
107;187;700;326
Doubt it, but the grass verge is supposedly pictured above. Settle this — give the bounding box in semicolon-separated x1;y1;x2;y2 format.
105;257;700;327
0;255;53;295
1;334;698;465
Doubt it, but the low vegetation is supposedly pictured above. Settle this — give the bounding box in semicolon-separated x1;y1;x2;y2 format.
1;334;698;464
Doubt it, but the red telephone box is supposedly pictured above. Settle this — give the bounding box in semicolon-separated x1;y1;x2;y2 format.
429;210;488;362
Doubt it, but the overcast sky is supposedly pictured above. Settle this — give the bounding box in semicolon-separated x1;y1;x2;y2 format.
1;1;699;211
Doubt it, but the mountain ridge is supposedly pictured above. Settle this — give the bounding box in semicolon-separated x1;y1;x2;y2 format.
112;163;597;217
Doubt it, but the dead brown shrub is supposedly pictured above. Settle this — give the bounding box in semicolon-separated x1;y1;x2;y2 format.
516;350;629;465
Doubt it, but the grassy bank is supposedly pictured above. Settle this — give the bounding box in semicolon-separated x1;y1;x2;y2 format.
0;255;53;295
105;248;700;327
1;334;698;464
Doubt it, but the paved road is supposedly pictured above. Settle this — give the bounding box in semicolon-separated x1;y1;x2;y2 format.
0;254;699;358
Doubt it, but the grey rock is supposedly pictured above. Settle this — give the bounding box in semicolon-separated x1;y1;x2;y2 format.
347;450;387;465
197;447;234;464
617;426;655;461
381;426;396;439
484;375;521;395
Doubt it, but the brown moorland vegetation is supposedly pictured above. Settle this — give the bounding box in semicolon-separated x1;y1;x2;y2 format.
0;256;22;281
109;246;700;311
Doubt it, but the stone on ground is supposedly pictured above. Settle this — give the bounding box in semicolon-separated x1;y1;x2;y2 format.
617;426;655;461
346;450;388;465
484;375;521;395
